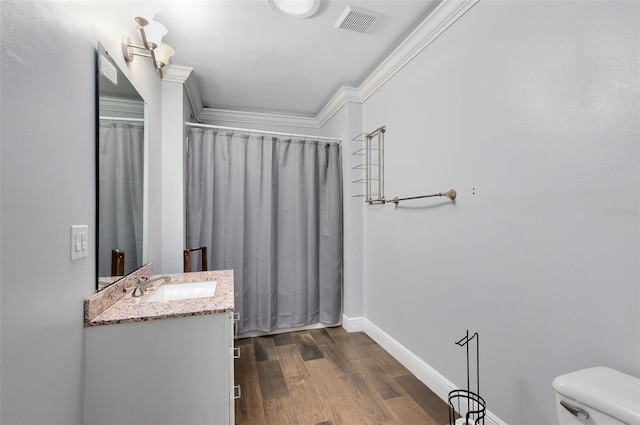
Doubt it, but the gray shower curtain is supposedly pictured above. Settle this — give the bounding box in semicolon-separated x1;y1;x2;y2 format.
98;121;144;277
186;128;342;333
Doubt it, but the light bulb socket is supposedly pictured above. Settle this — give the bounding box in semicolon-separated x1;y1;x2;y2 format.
153;43;175;68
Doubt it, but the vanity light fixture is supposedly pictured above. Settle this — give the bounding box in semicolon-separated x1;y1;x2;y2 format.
267;0;320;19
122;16;175;80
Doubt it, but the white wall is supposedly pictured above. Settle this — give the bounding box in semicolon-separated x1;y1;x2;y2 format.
361;1;639;424
0;2;164;423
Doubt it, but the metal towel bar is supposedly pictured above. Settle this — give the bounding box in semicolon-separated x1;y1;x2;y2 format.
389;189;457;205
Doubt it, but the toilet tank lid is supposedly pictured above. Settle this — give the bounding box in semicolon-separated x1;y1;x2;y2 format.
553;367;640;425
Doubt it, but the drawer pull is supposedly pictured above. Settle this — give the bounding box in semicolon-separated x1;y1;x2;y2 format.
234;385;241;400
233;347;241;359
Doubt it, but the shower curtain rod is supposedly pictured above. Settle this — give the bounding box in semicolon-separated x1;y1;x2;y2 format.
185;122;342;144
99;116;144;122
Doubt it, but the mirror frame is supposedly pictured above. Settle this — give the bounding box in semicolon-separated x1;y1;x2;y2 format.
96;42;149;291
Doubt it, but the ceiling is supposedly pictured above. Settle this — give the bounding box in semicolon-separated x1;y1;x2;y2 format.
155;0;442;118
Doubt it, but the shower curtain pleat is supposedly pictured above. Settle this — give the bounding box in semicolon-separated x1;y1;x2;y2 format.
186;129;343;333
98;121;144;278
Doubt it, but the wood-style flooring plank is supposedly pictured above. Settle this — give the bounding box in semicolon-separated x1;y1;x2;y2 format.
273;332;294;347
330;334;365;361
263;397;299;425
256;359;290;400
291;331;325;361
253;336;278;362
349;331;376;346
306;358;375;425
354;357;406;401
324;326;348;338
276;344;309;378
385;395;441;425
287;374;332;425
394;373;450;424
319;342;359;377
339;372;393;423
309;328;335;346
365;345;410;377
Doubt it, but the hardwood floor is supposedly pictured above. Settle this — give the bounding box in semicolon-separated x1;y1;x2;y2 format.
234;327;450;425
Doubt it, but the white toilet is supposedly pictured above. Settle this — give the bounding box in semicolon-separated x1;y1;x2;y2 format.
553;366;640;425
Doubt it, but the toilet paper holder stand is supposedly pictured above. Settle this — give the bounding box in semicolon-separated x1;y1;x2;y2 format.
448;330;487;425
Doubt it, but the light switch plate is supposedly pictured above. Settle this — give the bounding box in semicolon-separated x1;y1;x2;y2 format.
71;225;88;260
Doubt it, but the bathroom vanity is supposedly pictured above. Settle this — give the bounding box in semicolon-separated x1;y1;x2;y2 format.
89;43;239;424
84;269;236;425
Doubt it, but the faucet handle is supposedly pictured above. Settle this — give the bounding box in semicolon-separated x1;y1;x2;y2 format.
131;276;149;297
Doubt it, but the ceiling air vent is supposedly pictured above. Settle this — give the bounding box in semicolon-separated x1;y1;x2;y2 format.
335;5;381;34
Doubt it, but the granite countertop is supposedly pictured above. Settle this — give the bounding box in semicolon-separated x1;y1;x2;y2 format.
85;270;235;327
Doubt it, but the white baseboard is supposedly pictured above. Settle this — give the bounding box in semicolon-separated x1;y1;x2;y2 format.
341;314;364;332
363;319;508;425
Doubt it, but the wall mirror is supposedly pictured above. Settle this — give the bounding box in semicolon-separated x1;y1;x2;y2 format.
97;42;148;291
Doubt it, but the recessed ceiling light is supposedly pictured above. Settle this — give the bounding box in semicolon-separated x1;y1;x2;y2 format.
267;0;320;19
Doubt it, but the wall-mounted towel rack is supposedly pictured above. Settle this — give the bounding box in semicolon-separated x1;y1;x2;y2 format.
352;126;386;204
389;189;457;205
352;125;457;206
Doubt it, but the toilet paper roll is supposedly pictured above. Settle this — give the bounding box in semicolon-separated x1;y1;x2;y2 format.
455;417;476;425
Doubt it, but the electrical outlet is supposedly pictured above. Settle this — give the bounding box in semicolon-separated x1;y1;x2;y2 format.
71;225;88;260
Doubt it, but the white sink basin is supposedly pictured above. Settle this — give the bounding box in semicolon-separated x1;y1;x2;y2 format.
146;281;217;302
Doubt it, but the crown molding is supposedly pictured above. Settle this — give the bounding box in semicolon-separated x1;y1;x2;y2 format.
194;0;479;129
358;0;479;102
183;72;203;117
315;86;362;128
99;96;144;118
162;64;193;84
198;107;318;129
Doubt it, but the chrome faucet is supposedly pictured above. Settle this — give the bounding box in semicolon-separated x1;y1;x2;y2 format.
132;275;171;297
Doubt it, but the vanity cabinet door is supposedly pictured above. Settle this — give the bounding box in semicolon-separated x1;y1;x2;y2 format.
85;313;234;425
